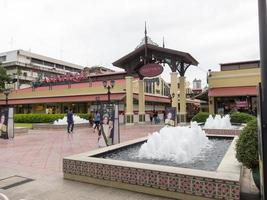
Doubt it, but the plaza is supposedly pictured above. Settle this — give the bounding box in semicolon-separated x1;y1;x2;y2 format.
0;125;166;200
0;0;266;199
0;125;258;200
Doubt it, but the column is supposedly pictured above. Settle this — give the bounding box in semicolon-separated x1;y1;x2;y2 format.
209;96;215;114
138;79;145;123
179;76;187;123
170;72;178;124
125;76;134;124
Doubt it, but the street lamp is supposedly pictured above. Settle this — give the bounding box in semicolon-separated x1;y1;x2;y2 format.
95;96;100;111
1;87;11;108
103;80;115;105
168;92;175;105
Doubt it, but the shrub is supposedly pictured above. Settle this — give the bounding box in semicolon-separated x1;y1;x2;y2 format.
191;112;210;123
14;113;92;123
236;118;258;169
14;114;65;123
230;112;255;124
77;113;92;121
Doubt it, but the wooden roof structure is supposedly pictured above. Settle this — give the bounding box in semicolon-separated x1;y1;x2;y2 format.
113;42;198;77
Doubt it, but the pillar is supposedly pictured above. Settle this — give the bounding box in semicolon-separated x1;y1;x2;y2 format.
125;76;134;124
209;96;215;115
138;79;145;123
170;72;178;124
178;76;187;123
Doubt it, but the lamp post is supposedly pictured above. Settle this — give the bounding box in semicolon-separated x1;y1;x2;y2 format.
168;92;175;105
103;80;115;105
2;88;11;108
95;96;100;111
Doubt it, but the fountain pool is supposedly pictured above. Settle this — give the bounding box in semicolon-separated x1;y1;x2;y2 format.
64;124;241;200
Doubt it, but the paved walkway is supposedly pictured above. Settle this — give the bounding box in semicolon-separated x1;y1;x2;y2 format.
0;125;169;200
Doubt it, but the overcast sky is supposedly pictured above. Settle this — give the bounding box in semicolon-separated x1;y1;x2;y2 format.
0;0;259;87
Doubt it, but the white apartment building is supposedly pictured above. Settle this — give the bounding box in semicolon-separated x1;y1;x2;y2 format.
0;49;83;89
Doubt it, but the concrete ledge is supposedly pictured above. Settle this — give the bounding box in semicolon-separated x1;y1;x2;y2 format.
14;128;29;134
32;123;90;129
64;173;211;200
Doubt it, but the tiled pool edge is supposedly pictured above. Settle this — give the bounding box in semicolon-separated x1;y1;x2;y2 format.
63;137;241;200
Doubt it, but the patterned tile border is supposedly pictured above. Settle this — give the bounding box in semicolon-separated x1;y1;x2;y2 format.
203;129;241;136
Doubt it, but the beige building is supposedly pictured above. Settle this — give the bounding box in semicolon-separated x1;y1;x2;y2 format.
208;60;260;114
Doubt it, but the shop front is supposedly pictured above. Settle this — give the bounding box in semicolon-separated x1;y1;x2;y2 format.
209;86;258;115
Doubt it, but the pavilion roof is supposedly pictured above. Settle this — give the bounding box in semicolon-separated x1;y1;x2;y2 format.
112;44;198;70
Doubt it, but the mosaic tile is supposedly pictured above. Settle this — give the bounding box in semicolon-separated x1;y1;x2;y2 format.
63;159;240;200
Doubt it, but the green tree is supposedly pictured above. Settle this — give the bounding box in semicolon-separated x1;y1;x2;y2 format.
0;65;11;90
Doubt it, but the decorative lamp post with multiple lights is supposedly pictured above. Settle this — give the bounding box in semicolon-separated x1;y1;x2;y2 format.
103;80;115;105
3;88;11;107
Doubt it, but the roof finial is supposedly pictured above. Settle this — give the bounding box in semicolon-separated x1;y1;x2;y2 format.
145;21;148;45
163;36;165;48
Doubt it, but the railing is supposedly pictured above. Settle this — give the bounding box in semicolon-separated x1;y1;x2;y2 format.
2;62;65;75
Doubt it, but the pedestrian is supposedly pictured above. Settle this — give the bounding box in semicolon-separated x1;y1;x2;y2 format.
149;112;153;124
93;111;101;133
153;111;158;124
67;108;74;134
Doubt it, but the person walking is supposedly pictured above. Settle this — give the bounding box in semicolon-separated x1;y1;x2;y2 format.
67;108;74;134
149;112;153;124
93;111;101;133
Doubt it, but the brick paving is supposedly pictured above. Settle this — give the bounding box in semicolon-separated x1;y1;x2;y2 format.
0;125;169;200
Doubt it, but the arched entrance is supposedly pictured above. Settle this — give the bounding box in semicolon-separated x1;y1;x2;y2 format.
113;29;198;124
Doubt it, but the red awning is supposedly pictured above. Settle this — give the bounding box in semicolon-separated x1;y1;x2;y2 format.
0;93;125;105
208;86;258;97
133;94;170;103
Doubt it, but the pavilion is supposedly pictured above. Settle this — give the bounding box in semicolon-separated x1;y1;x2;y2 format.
113;29;198;124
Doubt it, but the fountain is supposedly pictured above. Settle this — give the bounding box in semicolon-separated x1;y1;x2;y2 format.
53;115;89;125
201;114;243;136
203;114;232;129
63;122;241;199
138;122;209;163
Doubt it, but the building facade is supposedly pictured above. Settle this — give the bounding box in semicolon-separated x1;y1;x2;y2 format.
0;50;83;89
208;60;260;115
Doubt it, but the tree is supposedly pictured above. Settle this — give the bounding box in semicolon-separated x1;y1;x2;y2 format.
0;65;11;90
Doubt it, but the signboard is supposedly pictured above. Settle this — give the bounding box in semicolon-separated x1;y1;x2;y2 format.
164;107;176;126
98;104;120;147
0;107;14;139
235;100;248;108
138;63;163;77
32;72;90;88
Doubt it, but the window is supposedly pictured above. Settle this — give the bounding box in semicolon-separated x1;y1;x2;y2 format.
44;61;54;67
0;56;6;62
31;58;43;65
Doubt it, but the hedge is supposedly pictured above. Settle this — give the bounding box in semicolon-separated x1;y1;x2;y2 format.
230;112;255;124
14;113;92;123
191;112;210;123
236;118;258;169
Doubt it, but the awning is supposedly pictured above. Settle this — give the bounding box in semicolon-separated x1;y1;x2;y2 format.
133;94;170;103
0;93;126;105
208;86;258;97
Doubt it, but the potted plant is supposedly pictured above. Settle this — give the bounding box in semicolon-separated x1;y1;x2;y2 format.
236;118;260;189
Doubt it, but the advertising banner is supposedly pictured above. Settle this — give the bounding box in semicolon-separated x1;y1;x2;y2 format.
0;108;9;139
98;104;120;146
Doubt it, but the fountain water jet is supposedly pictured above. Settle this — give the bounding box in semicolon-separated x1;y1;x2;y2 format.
138;122;209;163
203;114;232;129
53;115;89;125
